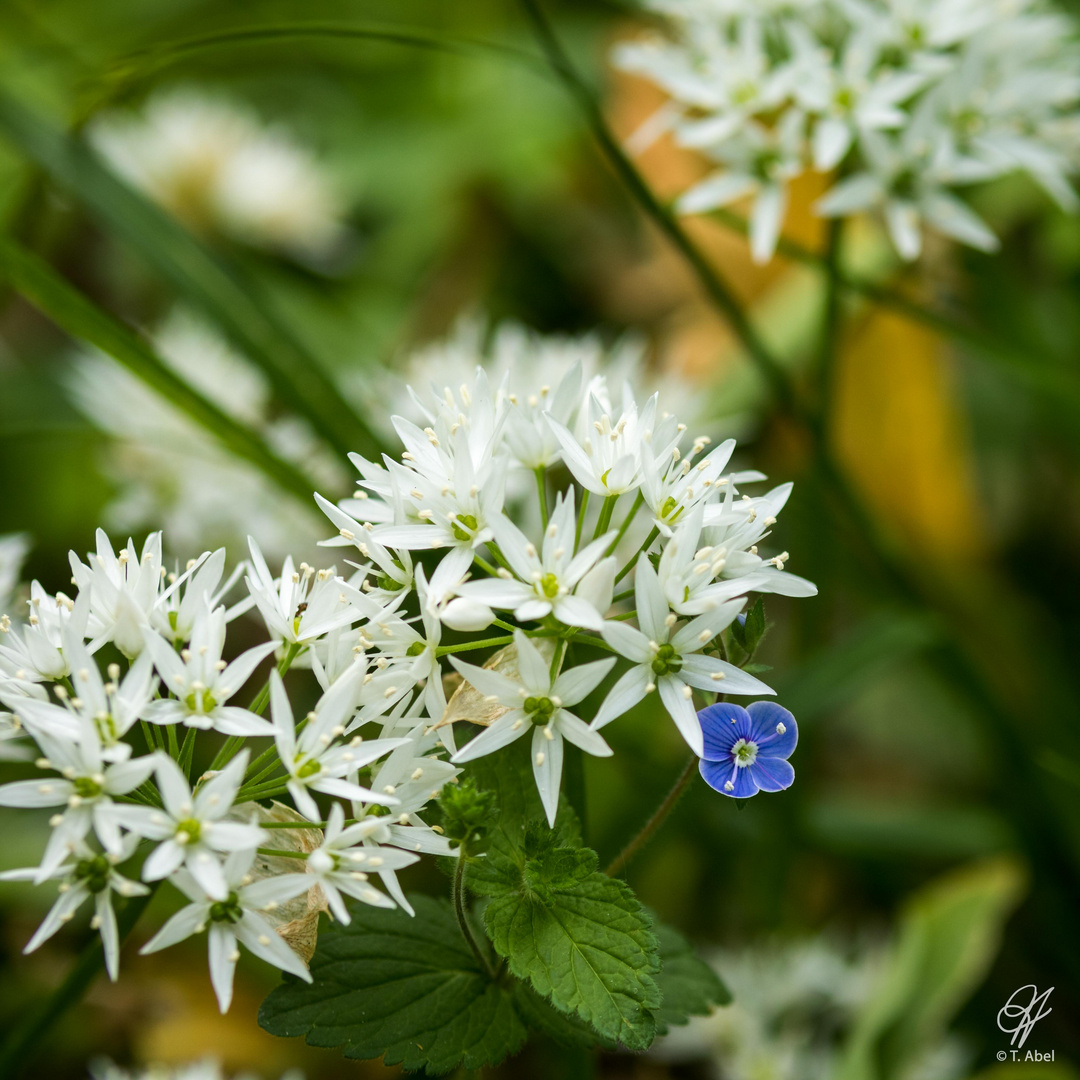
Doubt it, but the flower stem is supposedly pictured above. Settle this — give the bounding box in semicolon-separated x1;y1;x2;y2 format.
614;527;658;585
436;635;515;657
0;887;156;1076
593;494;618;541
535;467;549;528
575;488;590;550
453;855;495;979
210;643;302;779
604;754;697;877
604;491;644;558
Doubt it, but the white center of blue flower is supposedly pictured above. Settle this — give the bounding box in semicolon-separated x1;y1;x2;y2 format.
731;738;758;767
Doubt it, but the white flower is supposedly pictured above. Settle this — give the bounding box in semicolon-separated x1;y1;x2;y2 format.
678;112;806;264
617;0;1080;262
450;631;615;826
0;583;87;683
350;726;459;864
0;834;148;980
117;753;265;900
302;803;420;922
142;603;276;736
658;498;817;616
90;89;346;260
245;538;359;647
546;389;680;497
140;848;313;1013
0;727;157;879
7;635;157;760
268;667;410;822
593;556;773;756
150;547;251;644
459;491;615;630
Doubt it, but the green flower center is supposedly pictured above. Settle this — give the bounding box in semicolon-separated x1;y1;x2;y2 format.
732;738;758;768
72;776;103;800
540;573;560;599
524;696;557;725
296;758;322;779
650;643;683;677
175;817;202;844
833;86;855;111
451;514;479;543
74;855;111;894
209;892;243;924
184;688;217;713
406;640;428;657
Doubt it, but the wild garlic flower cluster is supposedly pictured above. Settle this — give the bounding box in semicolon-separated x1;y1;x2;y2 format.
0;363;812;1013
617;0;1080;261
89;89;347;261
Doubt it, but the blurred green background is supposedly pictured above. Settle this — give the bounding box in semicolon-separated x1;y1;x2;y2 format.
0;1;1078;1077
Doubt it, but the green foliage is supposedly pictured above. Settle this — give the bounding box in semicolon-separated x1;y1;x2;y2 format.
834;857;1026;1080
436;777;496;853
258;895;527;1075
652;920;731;1035
730;596;767;656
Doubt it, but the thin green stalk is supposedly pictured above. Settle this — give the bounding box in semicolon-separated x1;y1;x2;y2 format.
473;553;501;578
453;855;496;979
592;494;618;542
549;639;567;681
492;617;519;634
166;724;180;760
518;0;796;414
211;643;301;774
0;888;157;1075
535;467;550;528
0;238;323;506
575;489;590;550
614;527;659;585
257;847;309;860
436;635;516;656
178;726;198;779
604;755;697;877
604;491;644;557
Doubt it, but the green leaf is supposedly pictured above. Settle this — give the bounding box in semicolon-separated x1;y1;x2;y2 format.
652;921;730;1035
479;834;661;1049
0;237;319;507
259;895;527;1075
730;597;766;654
835;857;1026;1080
511;983;616;1051
0;89;379;463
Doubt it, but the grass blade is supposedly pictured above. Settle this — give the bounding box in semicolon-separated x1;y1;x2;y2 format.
0;89;380;462
0;236;321;507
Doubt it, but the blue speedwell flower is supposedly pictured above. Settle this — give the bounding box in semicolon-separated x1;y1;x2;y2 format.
698;701;797;798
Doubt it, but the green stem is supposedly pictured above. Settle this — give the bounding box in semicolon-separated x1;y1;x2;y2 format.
436;635;515;657
575;488;590;551
592;494;618;542
535;467;549;528
212;643;302;775
0;887;157;1076
518;0;796;414
473;554;501;578
604;755;698;877
614;527;659;585
257;847;310;860
453;855;495;979
166;723;180;760
604;492;644;558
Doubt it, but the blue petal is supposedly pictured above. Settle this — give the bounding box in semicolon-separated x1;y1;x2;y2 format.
699;757;759;798
749;756;794;792
746;701;797;759
698;702;751;760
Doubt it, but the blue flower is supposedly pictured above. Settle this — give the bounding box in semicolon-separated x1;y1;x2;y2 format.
697;701;797;798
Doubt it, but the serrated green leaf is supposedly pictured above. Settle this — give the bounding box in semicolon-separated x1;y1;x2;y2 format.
653;921;730;1035
483;864;661;1050
259;895;526;1075
511;983;617;1051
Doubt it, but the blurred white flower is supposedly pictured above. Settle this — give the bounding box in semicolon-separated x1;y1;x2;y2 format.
89;88;347;261
617;0;1080;261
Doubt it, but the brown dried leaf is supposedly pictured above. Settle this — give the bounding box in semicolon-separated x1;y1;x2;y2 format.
438;637;554;729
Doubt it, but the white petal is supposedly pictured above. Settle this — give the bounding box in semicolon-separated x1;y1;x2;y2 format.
591;665;650;730
657;675;704;757
531;725;563;827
